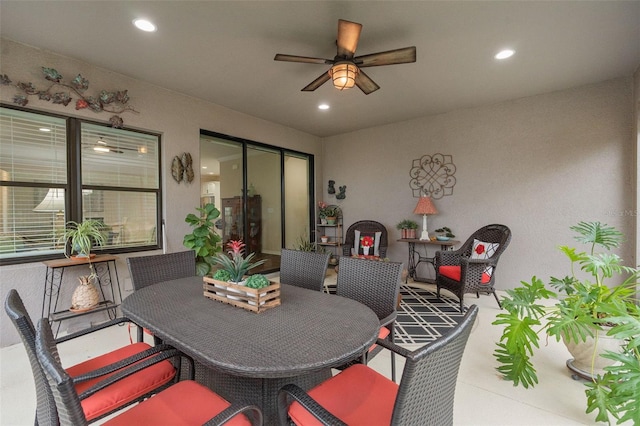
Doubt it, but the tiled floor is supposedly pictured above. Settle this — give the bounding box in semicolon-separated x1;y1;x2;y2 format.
1;282;611;425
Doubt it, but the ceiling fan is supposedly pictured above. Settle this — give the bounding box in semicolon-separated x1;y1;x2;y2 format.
274;19;416;95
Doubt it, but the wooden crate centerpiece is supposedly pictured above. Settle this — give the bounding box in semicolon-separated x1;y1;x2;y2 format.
203;277;281;313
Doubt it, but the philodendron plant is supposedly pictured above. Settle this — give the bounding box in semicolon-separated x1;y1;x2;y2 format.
493;221;640;424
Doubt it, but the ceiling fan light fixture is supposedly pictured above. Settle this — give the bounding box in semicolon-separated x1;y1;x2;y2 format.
329;62;358;90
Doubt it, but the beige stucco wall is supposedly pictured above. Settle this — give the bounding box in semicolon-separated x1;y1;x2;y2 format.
322;77;636;293
0;37;637;347
0;38;322;346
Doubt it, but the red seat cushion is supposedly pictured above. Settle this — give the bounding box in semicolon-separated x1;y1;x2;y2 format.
66;342;176;421
104;380;252;426
439;265;491;284
368;326;390;353
289;364;398;425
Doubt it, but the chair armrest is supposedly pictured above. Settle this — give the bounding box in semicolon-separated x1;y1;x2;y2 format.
379;311;397;328
203;402;263;426
55;317;131;344
374;337;413;359
75;348;194;400
278;383;347;426
435;250;462;267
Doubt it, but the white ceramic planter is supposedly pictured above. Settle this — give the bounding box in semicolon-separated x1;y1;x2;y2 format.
562;327;623;378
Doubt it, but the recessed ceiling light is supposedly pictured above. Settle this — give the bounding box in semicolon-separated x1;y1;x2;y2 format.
318;104;330;110
495;49;515;60
202;166;208;169
133;19;157;32
39;127;51;132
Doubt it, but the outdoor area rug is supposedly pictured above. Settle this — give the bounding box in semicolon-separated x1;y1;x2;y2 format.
395;285;467;345
325;284;466;345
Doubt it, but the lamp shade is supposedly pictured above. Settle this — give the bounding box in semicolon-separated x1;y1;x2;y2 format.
329;62;358;90
33;188;65;212
413;196;438;215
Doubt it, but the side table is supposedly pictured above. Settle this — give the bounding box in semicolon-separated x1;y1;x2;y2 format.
41;254;122;337
397;238;460;284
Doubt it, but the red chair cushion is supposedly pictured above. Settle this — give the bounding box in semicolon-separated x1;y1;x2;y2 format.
368;326;390;353
288;364;398;425
66;342;176;421
439;265;491;284
104;380;252;426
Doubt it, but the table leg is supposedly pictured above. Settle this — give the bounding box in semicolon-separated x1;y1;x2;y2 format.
406;242;417;283
193;360;330;425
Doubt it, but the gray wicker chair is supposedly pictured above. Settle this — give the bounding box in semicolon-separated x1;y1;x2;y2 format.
278;305;479;426
278;249;330;292
127;250;196;342
336;256;402;382
4;289;187;425
435;224;512;312
34;318;263;426
342;220;388;258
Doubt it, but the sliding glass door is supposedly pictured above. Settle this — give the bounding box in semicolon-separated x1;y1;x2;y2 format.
200;131;312;273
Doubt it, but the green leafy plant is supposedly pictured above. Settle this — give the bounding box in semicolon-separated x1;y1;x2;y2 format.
435;226;455;237
396;219;419;230
493;221;640;424
211;239;266;282
183;203;223;276
318;202;340;218
59;219;106;258
245;274;270;289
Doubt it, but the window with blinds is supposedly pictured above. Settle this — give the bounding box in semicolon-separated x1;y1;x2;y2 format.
0;106;161;264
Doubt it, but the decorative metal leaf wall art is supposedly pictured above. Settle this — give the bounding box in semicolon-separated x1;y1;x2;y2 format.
171;152;194;184
409;154;456;199
0;67;137;128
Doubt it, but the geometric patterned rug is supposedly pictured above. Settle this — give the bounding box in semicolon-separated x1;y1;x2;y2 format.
395;285;467;345
326;283;467;346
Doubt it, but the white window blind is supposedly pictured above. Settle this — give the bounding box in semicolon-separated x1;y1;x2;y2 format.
0;108;67;259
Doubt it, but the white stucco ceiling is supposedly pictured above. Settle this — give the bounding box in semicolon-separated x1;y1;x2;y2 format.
1;1;639;138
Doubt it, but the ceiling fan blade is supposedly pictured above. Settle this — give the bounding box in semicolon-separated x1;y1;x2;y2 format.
274;54;333;65
355;46;417;67
302;71;331;92
336;19;362;58
355;69;380;95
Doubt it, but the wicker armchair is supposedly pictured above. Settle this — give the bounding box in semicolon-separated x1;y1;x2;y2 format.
34;318;263;426
127;250;196;342
4;289;188;425
435;224;511;312
336;256;402;382
342;220;388;258
278;305;479;426
279;249;330;292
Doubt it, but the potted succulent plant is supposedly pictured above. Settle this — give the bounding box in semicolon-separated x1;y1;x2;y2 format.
183;203;223;276
493;221;640;424
396;219;419;239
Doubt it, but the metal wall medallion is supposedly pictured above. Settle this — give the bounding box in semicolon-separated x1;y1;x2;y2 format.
409;153;456;199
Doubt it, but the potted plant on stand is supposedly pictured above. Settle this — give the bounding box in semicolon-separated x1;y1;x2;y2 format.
396;219;419;239
183;203;223;276
493;221;640;424
59;219;107;311
318;202;341;225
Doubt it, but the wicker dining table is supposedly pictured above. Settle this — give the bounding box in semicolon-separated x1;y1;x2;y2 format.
121;276;380;425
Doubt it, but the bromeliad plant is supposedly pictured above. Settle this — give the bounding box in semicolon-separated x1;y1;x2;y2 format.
493;221;640;424
211;240;266;283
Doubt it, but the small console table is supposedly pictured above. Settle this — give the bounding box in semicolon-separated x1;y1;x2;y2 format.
397;238;460;284
41;254;122;336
